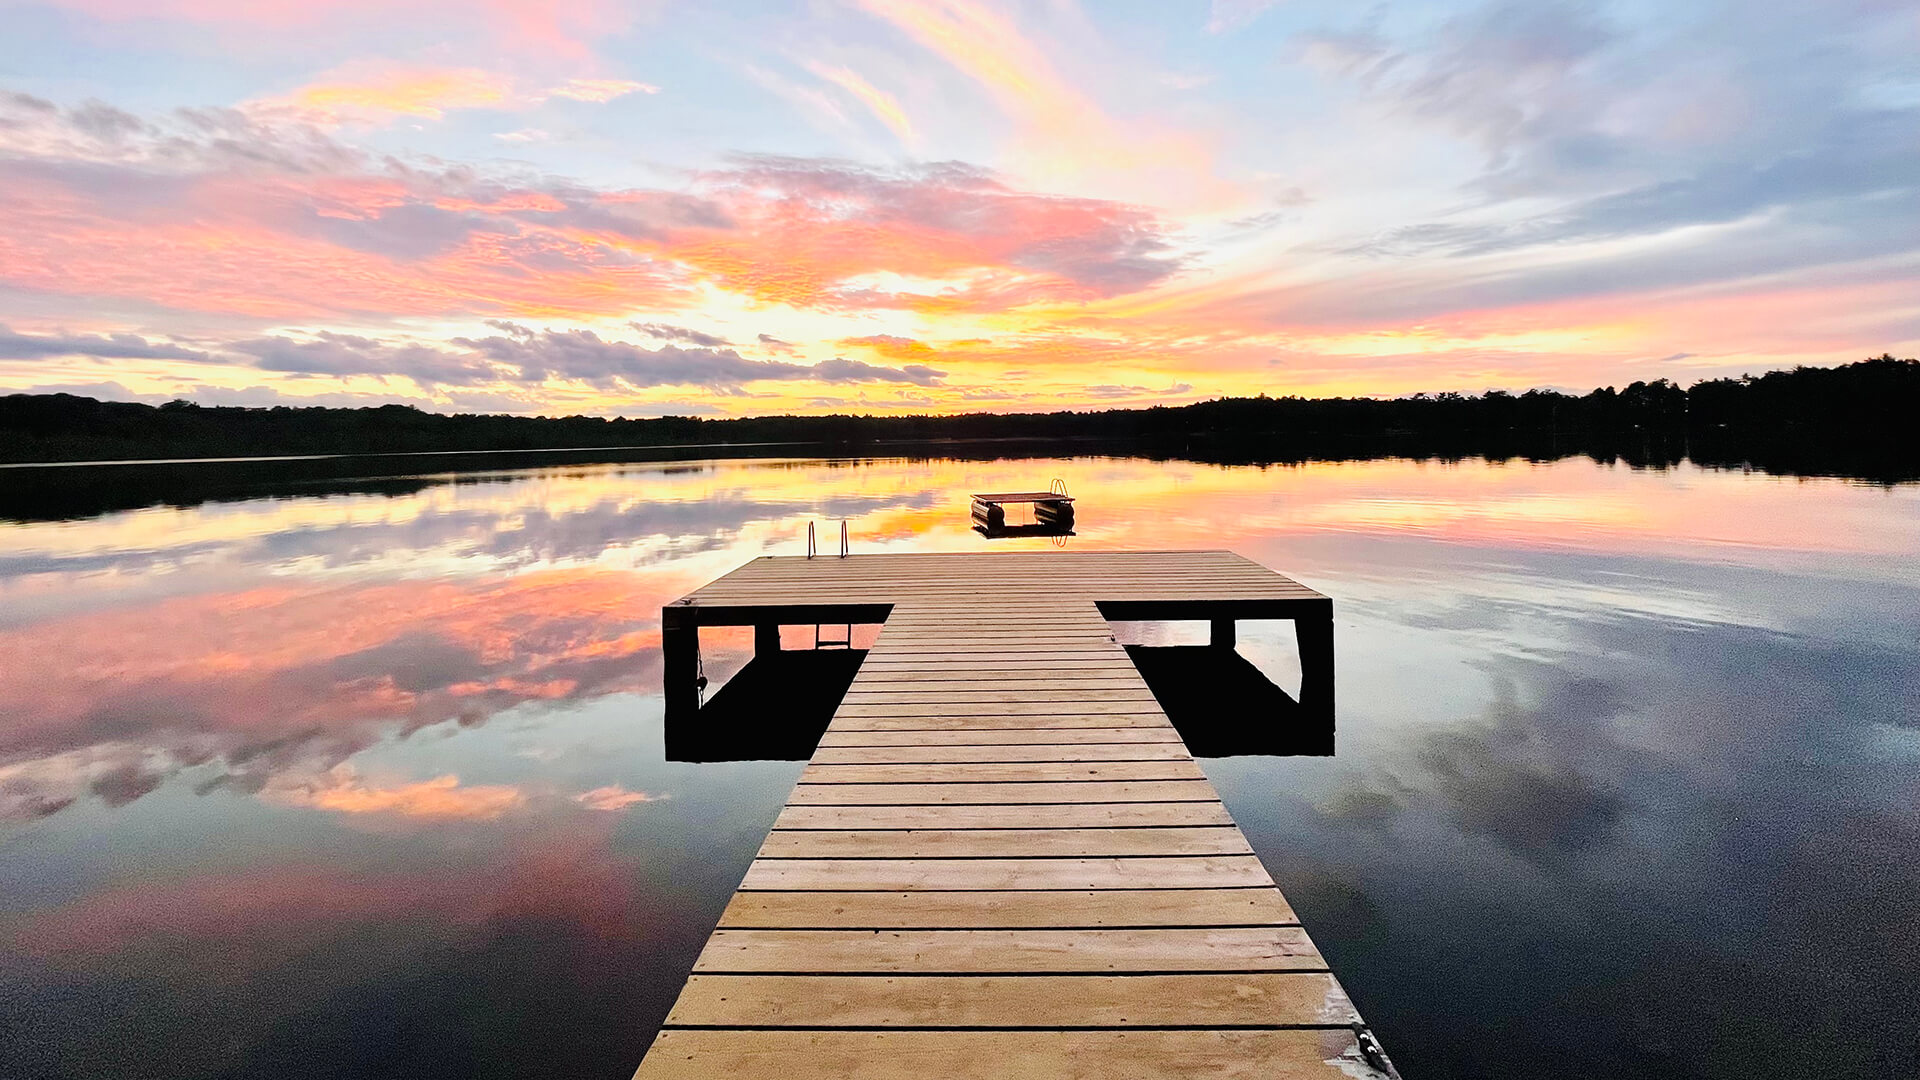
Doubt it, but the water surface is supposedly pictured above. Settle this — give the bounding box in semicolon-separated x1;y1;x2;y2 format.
2;452;1916;1079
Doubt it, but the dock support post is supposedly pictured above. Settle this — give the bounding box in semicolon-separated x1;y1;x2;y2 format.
1210;618;1236;649
1296;606;1334;713
663;614;699;720
754;623;781;657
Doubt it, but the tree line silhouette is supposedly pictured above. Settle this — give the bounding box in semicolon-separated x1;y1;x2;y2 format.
3;355;1914;482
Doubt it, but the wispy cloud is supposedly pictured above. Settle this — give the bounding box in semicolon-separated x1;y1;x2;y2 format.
1206;0;1283;34
853;0;1227;203
250;64;656;126
803;61;916;143
574;786;667;811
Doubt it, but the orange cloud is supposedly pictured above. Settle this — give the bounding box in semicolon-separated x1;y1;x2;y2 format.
267;766;526;820
274;67;516;123
253;65;659;126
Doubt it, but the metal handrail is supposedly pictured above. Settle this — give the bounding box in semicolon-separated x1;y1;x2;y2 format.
806;521;816;559
839;519;849;558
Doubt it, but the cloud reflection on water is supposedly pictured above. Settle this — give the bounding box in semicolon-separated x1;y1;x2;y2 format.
0;569;673;819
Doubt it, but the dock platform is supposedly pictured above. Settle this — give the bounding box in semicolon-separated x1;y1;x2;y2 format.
636;551;1395;1079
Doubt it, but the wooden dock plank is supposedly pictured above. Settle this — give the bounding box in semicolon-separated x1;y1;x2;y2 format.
738;855;1274;891
807;743;1191;764
716;888;1298;929
784;780;1218;804
797;761;1207;784
665;972;1358;1027
833;702;1165;716
636;1028;1380;1080
814;728;1185;747
691;927;1326;973
825;715;1177;731
838;689;1158;703
757;826;1253;859
772;802;1236;830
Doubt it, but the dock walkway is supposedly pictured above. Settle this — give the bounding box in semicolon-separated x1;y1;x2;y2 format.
635;551;1396;1079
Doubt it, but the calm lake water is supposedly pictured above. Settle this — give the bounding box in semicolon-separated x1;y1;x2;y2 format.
2;451;1917;1079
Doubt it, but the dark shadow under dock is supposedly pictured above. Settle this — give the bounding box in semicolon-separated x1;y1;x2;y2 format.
1125;645;1333;756
665;648;867;762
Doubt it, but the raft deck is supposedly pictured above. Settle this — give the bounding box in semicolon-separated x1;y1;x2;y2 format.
636;551;1394;1079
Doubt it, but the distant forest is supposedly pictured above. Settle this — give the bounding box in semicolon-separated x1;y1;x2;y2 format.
3;355;1916;482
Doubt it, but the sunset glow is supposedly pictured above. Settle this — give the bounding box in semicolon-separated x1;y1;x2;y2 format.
1;1;1915;415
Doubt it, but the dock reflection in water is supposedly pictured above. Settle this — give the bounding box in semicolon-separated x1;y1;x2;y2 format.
1127;644;1334;757
665;630;1334;761
665;647;869;762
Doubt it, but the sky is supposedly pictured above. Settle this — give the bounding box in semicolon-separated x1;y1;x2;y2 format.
0;0;1916;418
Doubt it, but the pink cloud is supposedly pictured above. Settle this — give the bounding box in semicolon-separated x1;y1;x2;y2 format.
42;0;639;60
14;820;646;970
0;568;686;820
0;97;1180;322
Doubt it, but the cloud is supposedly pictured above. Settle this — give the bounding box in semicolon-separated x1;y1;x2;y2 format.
802;61;916;143
1303;0;1920;254
1206;0;1283;34
0;94;1180;325
7;321;955;396
545;78;658;103
691;156;1184;308
0;325;207;361
812;356;946;386
225;331;504;386
40;0;641;63
250;66;659;127
0;570;669;820
854;0;1227;204
452;325;943;388
1082;382;1195;399
1302;3;1617;171
840;333;938;359
453;328;804;387
630;322;731;347
574;785;667;811
266;765;526;820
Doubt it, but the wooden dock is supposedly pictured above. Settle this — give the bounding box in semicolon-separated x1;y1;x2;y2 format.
636;551;1395;1079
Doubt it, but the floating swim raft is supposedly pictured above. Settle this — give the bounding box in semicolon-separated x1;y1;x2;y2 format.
971;484;1075;530
636;550;1395;1080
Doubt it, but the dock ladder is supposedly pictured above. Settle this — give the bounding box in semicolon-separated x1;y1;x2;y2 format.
808;520;852;646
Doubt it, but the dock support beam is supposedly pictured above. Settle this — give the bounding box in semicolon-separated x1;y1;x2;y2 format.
1296;609;1334;713
754;622;781;657
663;617;699;720
1210;618;1236;649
